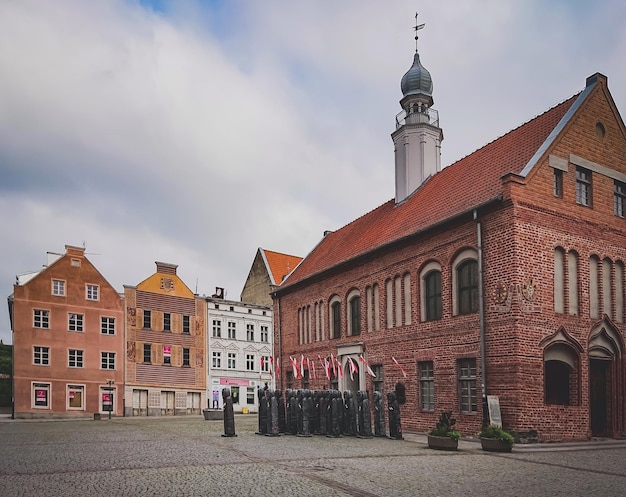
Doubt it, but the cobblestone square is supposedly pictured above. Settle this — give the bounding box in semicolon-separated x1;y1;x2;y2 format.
1;415;625;497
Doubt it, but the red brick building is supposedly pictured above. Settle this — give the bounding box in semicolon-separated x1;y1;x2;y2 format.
272;43;625;440
9;245;124;418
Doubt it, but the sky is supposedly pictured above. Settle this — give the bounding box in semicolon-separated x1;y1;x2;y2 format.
1;0;625;345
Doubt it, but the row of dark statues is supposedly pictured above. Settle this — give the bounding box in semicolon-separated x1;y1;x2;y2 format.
247;388;403;439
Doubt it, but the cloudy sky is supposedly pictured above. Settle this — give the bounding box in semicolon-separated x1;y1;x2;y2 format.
1;0;625;344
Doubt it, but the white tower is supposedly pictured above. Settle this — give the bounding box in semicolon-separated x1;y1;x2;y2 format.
392;15;443;204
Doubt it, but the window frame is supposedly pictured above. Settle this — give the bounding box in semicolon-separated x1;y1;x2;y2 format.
246;354;255;371
33;309;50;329
422;264;442;322
227;321;236;339
182;315;190;334
143;310;152;330
212;319;222;338
227;352;236;369
182;348;190;367
330;296;341;339
614;180;625;218
86;284;99;301
347;290;361;336
163;313;171;332
52;279;65;297
34;346;50;366
575;166;592;207
67;384;85;411
101;316;115;335
419;361;435;411
32;382;51;409
68;349;84;368
212;351;222;368
246;324;254;342
143;343;152;364
458;358;477;413
553;168;563;198
260;325;269;343
101;352;115;370
457;260;479;315
68;313;84;332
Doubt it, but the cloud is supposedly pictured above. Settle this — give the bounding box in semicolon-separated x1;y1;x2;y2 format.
1;0;625;344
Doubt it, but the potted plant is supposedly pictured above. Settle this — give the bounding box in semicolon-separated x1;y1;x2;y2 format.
478;424;514;452
427;411;460;450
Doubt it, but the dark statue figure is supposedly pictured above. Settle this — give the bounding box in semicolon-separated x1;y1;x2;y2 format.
256;387;267;435
343;390;357;436
299;389;313;437
357;390;372;438
311;390;320;435
373;390;386;437
285;389;293;434
296;390;304;435
266;390;280;436
387;391;403;440
288;390;299;435
328;390;342;438
277;389;286;433
318;390;328;436
221;387;236;437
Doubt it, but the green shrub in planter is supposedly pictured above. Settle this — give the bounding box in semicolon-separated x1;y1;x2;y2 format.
428;411;460;441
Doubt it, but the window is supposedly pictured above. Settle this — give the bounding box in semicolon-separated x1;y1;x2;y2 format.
33;383;50;408
260;325;269;343
457;260;478;315
247;387;255;405
86;284;99;301
34;309;50;329
101;317;115;335
228;321;236;339
163;313;171;332
71;258;80;267
419;361;435;411
348;292;361;336
246;324;254;341
261;355;270;373
69;349;84;368
615;180;625;218
212;351;222;368
246;354;255;371
183;348;190;367
231;386;239;404
52;279;65;296
228;353;236;369
458;359;477;413
68;313;84;332
143;310;151;329
425;270;442;321
183;315;190;334
553;169;563;198
143;343;151;363
67;385;84;410
575;167;592;206
212;320;222;338
163;346;171;365
101;352;115;369
34;346;49;365
372;365;383;394
330;299;341;339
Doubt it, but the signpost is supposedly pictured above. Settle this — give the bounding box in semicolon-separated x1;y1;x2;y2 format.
103;379;115;419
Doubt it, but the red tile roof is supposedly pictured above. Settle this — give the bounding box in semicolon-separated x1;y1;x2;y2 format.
283;93;580;288
262;249;303;286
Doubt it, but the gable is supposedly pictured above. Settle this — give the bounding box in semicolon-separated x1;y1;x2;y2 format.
136;272;194;298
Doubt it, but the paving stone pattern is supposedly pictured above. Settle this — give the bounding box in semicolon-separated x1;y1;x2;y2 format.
1;415;625;497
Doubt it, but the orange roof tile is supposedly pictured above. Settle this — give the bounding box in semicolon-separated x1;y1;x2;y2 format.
283;93;580;288
262;249;303;286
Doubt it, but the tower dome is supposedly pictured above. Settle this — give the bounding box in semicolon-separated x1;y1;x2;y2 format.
400;51;433;99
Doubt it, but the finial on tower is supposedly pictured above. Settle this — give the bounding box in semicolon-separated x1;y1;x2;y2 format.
414;12;425;52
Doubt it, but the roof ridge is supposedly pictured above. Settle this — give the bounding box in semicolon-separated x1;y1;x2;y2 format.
445;92;581;170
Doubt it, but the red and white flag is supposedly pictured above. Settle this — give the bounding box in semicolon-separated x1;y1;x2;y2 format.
331;353;337;377
290;356;300;378
260;356;265;370
275;357;280;377
337;363;344;379
310;360;316;379
323;357;331;379
359;355;376;378
347;357;358;381
392;356;408;378
300;354;305;378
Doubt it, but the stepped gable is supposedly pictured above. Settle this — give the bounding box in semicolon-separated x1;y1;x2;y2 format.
285;93;579;287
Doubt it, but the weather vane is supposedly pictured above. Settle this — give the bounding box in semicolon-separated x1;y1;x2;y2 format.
414;12;425;52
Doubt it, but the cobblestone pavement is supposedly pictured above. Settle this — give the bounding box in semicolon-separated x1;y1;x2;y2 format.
1;415;625;497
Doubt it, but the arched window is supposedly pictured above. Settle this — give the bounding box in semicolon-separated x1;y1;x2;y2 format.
452;249;478;316
568;251;579;315
329;296;341;339
544;343;579;405
458;260;478;315
554;247;565;313
347;289;361;336
425;270;442;321
589;255;600;319
385;279;393;328
403;272;412;325
540;328;582;407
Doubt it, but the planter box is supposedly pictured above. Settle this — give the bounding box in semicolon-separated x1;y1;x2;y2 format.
480;437;512;453
427;434;458;451
203;409;223;421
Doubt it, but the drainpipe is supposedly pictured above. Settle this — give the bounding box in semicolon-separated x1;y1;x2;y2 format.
275;294;282;392
474;209;488;427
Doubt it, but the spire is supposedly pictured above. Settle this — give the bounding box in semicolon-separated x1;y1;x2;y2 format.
392;13;443;204
400;13;433;102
